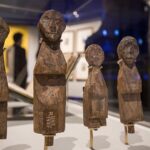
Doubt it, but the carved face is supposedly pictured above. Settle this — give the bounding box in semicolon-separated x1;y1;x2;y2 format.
38;10;66;42
0;17;9;46
122;45;138;68
85;44;104;66
117;36;139;68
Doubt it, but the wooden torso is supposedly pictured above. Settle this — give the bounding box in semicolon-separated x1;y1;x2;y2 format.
83;67;108;128
0;54;8;102
34;41;67;134
117;62;143;123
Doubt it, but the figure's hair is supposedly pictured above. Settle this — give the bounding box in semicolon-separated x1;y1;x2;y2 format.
13;32;23;43
117;36;139;59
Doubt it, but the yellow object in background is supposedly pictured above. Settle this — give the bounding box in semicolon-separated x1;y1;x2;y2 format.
4;25;29;72
4;25;29;52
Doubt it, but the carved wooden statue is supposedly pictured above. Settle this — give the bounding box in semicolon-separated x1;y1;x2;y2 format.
117;36;143;144
0;17;9;139
34;10;67;148
83;44;108;148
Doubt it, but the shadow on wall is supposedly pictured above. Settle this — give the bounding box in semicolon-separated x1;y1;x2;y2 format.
128;145;150;150
51;137;77;150
86;135;111;149
120;131;143;144
2;144;31;150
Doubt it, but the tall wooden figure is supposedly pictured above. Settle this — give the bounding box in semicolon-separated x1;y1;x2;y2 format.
117;36;143;145
34;10;67;149
0;17;9;139
83;44;108;149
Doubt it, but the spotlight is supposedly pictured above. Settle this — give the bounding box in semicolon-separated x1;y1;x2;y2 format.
138;38;143;45
102;29;108;36
73;11;79;18
114;29;120;36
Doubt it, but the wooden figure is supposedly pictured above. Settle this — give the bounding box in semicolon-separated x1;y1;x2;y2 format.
83;44;108;149
117;36;143;144
0;17;9;139
33;10;67;149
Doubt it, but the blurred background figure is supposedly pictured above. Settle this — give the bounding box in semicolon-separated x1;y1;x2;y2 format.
6;32;27;88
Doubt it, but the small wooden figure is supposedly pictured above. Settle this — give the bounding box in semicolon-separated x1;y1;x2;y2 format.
117;36;143;144
83;44;108;149
33;10;67;149
0;17;9;139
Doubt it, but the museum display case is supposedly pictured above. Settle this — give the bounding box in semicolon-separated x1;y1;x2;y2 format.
0;0;150;150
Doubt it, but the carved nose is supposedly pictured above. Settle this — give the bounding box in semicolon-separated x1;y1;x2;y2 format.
49;20;56;32
127;54;134;59
50;26;56;32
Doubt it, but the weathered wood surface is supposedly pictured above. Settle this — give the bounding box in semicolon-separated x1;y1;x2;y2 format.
117;36;143;125
83;44;108;129
0;17;9;139
0;103;7;139
33;10;67;139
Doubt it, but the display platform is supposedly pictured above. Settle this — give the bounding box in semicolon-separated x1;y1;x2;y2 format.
0;101;150;150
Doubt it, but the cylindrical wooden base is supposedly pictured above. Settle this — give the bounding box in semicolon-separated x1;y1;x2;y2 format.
44;135;54;150
128;124;135;133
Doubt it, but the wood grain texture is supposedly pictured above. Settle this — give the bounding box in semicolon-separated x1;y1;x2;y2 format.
83;44;108;129
0;17;9;139
0;54;9;102
117;36;143;125
33;10;67;140
0;103;7;139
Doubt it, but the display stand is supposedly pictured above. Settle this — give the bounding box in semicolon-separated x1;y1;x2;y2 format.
124;125;128;145
124;124;135;145
44;135;54;150
89;128;94;149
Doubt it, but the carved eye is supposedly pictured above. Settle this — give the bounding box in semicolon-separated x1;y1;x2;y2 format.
42;19;48;24
43;16;49;20
55;19;62;25
41;17;50;25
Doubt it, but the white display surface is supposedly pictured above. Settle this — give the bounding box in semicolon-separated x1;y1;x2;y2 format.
0;101;150;150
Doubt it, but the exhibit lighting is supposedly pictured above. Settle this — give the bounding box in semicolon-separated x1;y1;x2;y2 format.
72;0;93;19
102;29;108;36
114;29;120;36
73;11;79;18
138;38;143;45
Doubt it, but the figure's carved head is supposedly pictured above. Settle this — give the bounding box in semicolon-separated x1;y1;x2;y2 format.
38;10;66;43
85;44;104;66
117;36;139;68
0;17;9;47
